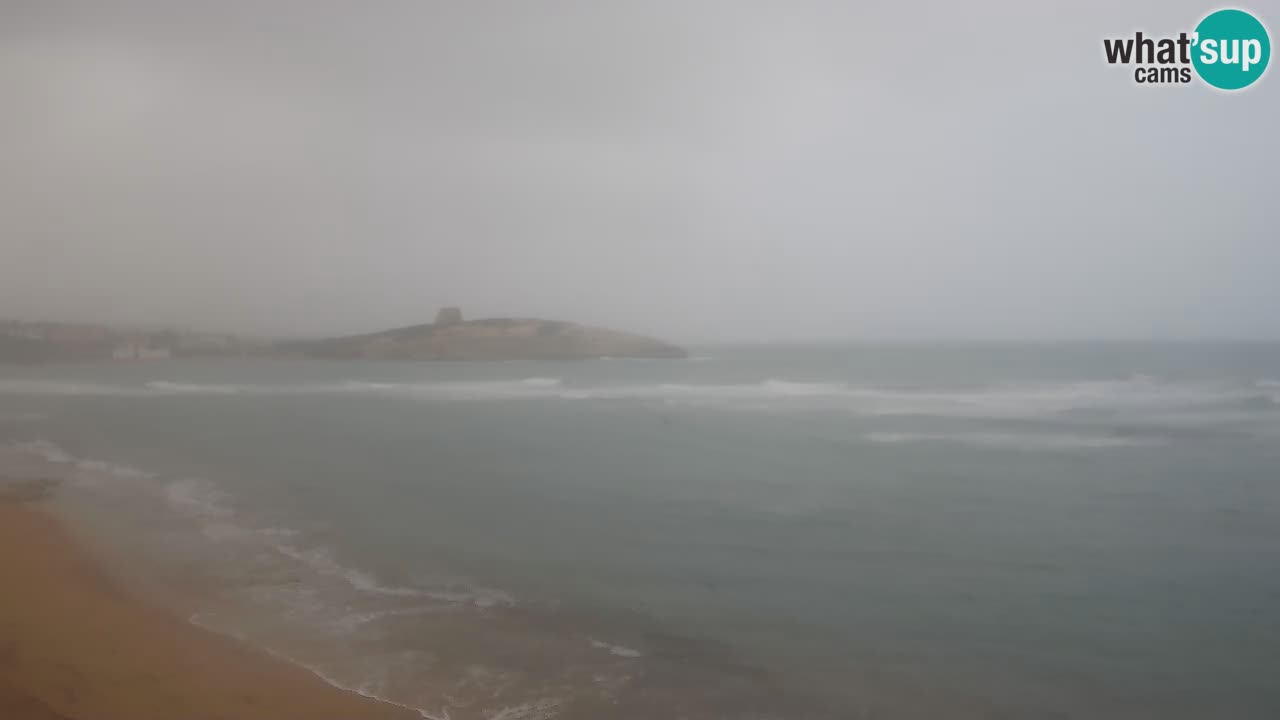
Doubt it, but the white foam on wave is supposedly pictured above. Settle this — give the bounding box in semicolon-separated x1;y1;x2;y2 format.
7;373;1270;422
20;439;513;610
335;606;446;631
11;438;76;463
417;583;514;609
486;698;564;720
588;638;643;658
146;380;396;395
187;613;439;719
262;539;516;609
570;375;1270;420
554;379;846;404
145;380;246;394
6;439;157;484
629;376;1277;421
0;378;236;397
77;458;155;480
164;477;233;517
0;377;571;399
863;431;1161;450
271;543;424;598
147;380;417;395
0;379;150;396
4;437;529;719
388;377;566;400
835;379;1237;418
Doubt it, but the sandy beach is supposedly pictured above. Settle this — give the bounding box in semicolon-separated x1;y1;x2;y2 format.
0;462;419;720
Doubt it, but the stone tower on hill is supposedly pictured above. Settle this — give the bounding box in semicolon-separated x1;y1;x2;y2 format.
434;306;463;326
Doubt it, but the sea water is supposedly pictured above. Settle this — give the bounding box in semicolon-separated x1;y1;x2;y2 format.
2;343;1279;719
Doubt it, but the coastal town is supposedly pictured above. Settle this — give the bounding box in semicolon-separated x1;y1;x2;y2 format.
0;320;250;363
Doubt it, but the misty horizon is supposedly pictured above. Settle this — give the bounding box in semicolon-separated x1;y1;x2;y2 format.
3;5;1280;718
3;1;1277;343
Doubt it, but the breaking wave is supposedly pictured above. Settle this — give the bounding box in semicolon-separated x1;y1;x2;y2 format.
10;438;77;463
164;477;234;517
7;439;156;479
863;431;1162;450
270;543;427;600
268;538;514;607
11;439;515;611
0;379;151;396
588;638;643;658
2;374;1277;422
0;377;568;398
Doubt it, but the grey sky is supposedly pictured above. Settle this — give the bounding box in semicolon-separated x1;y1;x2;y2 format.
1;1;1277;342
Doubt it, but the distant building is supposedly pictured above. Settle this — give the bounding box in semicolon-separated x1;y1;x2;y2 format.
0;322;51;340
176;332;235;354
44;324;110;344
111;339;172;360
3;326;44;340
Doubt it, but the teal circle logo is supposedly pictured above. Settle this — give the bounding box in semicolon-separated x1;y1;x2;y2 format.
1192;9;1270;90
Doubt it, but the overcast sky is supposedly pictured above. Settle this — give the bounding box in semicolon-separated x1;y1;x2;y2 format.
1;1;1277;342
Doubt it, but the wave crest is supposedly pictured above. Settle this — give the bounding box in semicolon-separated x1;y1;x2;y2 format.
2;374;1276;423
863;431;1161;450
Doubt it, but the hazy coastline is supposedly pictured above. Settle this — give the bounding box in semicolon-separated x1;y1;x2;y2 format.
0;308;687;365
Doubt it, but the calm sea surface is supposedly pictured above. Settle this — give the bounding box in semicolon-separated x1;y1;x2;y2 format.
3;344;1279;719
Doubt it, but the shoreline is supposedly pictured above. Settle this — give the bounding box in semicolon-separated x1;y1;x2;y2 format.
0;441;823;720
0;470;422;720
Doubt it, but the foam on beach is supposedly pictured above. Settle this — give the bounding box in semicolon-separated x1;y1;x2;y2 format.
0;441;612;720
0;495;418;720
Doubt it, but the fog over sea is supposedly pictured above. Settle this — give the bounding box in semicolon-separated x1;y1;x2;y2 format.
3;343;1279;719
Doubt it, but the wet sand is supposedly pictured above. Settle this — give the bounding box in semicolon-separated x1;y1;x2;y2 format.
0;478;419;720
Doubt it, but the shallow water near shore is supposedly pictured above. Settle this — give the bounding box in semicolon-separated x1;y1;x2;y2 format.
3;343;1280;719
